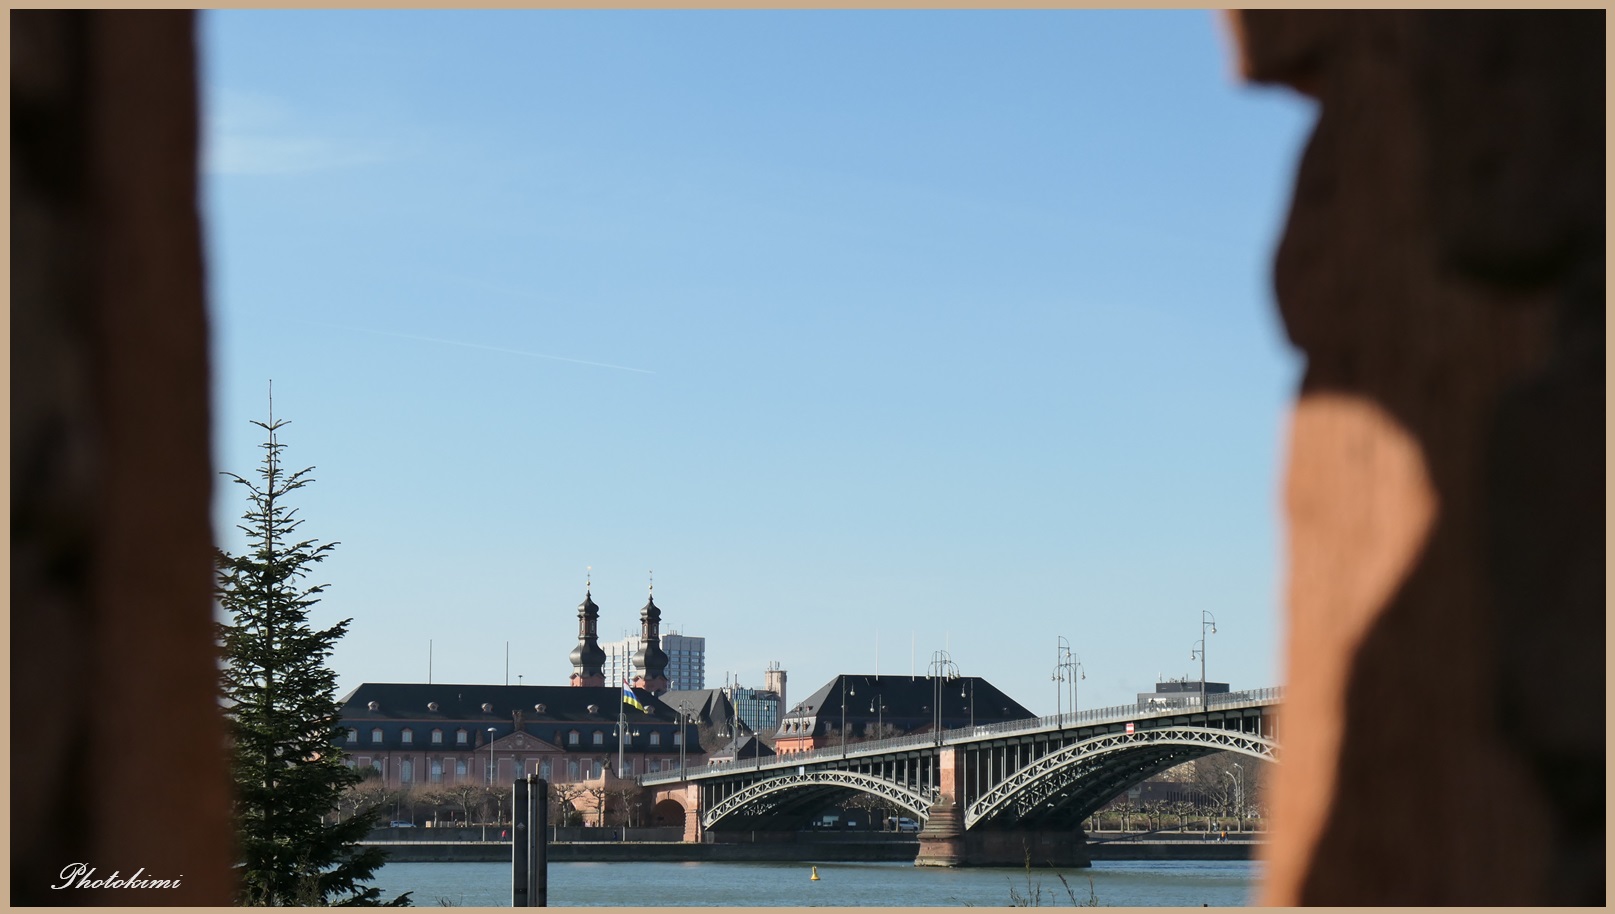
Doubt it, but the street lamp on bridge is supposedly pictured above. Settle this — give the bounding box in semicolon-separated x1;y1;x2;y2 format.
673;702;690;775
1052;637;1085;718
927;650;961;746
1193;611;1218;713
839;677;857;758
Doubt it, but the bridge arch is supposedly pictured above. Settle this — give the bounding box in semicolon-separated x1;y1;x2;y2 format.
701;769;938;831
966;726;1278;830
650;797;687;828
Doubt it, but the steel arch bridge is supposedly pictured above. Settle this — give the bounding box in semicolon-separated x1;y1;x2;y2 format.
700;769;939;831
643;687;1281;835
964;725;1278;830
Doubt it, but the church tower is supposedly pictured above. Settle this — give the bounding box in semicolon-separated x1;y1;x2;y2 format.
569;577;606;687
631;578;671;694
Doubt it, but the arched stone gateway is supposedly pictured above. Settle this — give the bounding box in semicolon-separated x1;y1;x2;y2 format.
646;783;702;841
650;798;687;829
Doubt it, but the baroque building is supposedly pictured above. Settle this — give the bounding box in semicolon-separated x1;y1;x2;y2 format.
337;582;708;790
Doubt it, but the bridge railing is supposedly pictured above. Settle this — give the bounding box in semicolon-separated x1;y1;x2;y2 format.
640;685;1282;785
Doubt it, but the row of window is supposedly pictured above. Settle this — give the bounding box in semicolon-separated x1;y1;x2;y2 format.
348;726;469;746
346;727;682;747
348;754;678;784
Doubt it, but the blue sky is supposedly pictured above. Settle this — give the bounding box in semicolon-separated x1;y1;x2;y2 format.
201;10;1316;717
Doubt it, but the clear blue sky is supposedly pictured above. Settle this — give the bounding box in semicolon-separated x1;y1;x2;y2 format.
201;10;1316;717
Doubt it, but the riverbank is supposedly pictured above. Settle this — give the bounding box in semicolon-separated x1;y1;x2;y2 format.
366;837;1260;863
367;839;918;863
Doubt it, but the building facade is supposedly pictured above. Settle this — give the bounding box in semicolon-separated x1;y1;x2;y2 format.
728;684;783;734
1136;677;1230;711
772;674;1036;754
334;682;703;789
336;583;713;790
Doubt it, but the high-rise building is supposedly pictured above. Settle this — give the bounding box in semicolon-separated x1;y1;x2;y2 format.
603;631;705;691
728;684;783;734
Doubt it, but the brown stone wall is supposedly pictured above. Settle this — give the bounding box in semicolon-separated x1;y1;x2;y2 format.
11;10;233;905
1228;10;1603;905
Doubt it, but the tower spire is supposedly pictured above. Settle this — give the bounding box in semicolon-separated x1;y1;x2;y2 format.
569;567;605;687
632;574;670;695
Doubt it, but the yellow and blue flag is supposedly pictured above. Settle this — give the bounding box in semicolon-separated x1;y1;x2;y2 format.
622;683;648;712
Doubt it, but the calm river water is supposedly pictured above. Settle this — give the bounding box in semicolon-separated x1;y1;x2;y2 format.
371;859;1261;907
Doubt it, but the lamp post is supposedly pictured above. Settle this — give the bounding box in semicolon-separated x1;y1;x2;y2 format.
486;727;497;785
1195;611;1218;713
927;651;960;746
675;704;689;775
1052;637;1084;719
1071;658;1085;716
1227;762;1244;831
839;677;857;758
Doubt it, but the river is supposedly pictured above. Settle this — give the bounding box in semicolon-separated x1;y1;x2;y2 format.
370;859;1262;907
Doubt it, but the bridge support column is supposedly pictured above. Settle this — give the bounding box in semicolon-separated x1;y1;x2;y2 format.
914;745;1091;867
680;784;701;843
914;796;964;867
917;804;1092;868
915;745;965;865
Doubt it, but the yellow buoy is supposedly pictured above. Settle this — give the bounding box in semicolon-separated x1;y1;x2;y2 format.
810;866;820;881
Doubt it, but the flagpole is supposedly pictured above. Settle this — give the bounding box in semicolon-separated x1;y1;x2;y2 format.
618;680;626;777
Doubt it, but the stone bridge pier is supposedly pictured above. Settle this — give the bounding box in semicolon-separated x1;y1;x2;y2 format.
646;782;702;843
914;746;1090;868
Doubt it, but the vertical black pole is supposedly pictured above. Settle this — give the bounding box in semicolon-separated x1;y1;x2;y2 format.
532;778;548;907
512;777;529;907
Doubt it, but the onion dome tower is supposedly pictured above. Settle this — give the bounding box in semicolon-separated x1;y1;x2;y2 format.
569;574;606;687
632;575;670;695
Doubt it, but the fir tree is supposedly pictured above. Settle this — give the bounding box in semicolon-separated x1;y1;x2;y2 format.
217;412;410;906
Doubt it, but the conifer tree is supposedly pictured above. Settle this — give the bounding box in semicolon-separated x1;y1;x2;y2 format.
217;412;410;906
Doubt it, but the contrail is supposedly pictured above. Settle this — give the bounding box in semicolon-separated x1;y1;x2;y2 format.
314;322;655;374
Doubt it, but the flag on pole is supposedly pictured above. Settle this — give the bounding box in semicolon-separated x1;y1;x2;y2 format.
622;682;648;712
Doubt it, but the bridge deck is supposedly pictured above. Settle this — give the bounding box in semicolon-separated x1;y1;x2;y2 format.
642;686;1280;785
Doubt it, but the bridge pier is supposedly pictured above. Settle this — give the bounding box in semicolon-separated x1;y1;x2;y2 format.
914;797;963;866
917;802;1090;868
915;746;1093;868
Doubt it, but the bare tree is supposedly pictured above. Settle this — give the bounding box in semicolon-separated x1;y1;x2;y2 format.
1142;799;1167;832
1170;799;1196;832
410;787;452;827
338;777;393;825
549;783;588;828
604;785;642;828
439;782;487;826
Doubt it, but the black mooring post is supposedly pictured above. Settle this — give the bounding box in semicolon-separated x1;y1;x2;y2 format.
511;776;550;907
532;778;548;907
512;778;529;907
